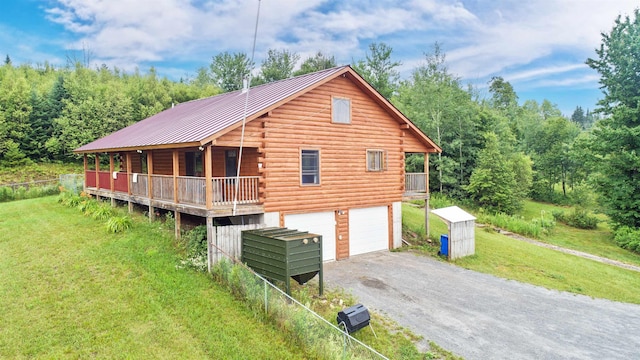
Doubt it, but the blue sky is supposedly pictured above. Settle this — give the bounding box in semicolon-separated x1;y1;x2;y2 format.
1;0;637;115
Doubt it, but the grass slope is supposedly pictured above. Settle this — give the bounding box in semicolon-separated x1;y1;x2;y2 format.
522;200;640;266
0;162;83;184
403;203;640;304
0;197;304;359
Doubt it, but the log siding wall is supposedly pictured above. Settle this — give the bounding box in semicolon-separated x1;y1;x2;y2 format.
257;76;431;213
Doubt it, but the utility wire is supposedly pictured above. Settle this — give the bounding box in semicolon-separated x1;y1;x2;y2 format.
233;0;261;216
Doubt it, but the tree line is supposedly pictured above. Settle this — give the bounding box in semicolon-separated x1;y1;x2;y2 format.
1;8;639;244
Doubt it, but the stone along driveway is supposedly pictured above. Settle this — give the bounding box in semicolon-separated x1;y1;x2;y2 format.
323;251;640;360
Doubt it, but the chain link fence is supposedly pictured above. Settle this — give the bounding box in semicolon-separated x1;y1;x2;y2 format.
59;174;84;194
211;256;388;360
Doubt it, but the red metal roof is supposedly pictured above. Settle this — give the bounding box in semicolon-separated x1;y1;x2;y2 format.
74;65;441;154
75;66;349;152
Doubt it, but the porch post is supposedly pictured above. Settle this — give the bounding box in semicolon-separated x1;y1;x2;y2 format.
126;152;133;213
95;154;100;201
83;154;88;190
147;151;155;221
172;150;179;204
204;145;213;210
424;153;430;239
424;153;430;193
109;153;115;207
95;153;100;190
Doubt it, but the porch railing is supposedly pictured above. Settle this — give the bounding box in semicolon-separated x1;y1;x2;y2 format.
87;172;259;208
86;170;97;188
212;176;260;206
113;172;128;193
98;171;111;190
130;173;148;197
151;174;175;202
405;173;427;193
178;176;206;205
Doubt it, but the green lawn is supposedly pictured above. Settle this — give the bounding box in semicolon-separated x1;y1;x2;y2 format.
521;200;640;266
403;203;640;304
0;197;304;359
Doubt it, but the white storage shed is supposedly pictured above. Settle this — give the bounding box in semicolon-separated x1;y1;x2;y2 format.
431;206;476;260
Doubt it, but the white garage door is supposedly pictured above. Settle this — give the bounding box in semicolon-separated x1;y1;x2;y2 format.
285;212;336;262
349;206;389;256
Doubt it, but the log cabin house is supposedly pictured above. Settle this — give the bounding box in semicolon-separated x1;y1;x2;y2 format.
74;66;441;261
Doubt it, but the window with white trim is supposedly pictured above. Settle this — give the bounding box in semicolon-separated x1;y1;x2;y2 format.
332;97;351;124
301;149;320;185
367;150;387;172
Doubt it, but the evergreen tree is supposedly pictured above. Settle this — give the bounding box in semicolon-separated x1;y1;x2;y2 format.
586;9;640;227
1;139;31;167
571;106;586;128
466;132;519;214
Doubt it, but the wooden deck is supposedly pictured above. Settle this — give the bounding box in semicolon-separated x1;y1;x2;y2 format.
403;173;429;200
85;171;263;218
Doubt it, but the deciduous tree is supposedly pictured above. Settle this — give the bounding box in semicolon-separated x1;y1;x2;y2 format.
353;42;401;99
293;51;336;76
209;52;254;92
256;49;299;84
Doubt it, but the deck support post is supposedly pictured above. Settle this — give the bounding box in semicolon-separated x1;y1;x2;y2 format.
425;195;430;240
206;216;214;272
174;211;181;239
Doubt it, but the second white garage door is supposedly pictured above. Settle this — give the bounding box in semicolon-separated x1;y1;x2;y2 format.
349;206;389;256
284;212;336;262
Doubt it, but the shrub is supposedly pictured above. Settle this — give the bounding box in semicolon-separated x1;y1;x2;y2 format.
552;208;599;230
91;205;114;220
477;211;555;238
614;227;640;253
58;191;82;207
0;187;15;202
78;199;98;214
0;183;60;202
106;216;132;233
430;192;456;209
179;225;208;271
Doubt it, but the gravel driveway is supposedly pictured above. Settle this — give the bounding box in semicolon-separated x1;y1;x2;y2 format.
323;251;640;359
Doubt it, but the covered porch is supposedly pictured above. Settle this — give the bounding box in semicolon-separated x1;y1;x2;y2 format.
82;145;264;218
403;152;432;238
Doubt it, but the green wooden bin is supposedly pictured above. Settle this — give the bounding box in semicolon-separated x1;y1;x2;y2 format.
242;227;323;296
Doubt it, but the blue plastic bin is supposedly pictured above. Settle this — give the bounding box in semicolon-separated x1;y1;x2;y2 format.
440;234;449;256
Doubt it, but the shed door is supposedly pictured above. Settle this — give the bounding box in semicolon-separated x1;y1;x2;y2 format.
285;212;336;262
349;206;389;256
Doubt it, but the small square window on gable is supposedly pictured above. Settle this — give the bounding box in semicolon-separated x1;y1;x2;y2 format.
367;149;387;172
332;96;351;124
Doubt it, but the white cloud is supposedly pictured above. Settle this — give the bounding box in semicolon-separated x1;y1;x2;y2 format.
445;0;638;79
36;0;636;111
504;64;588;83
